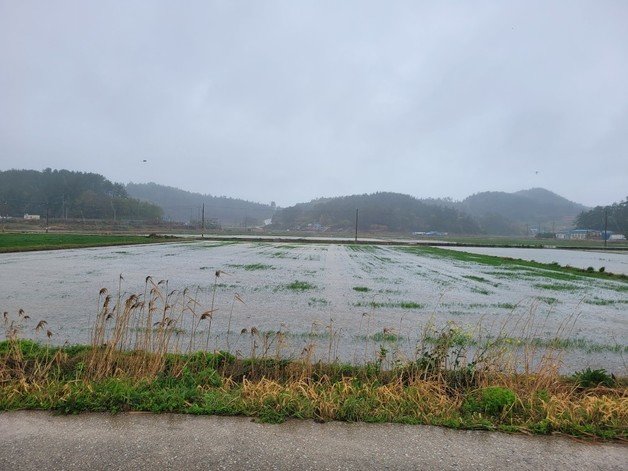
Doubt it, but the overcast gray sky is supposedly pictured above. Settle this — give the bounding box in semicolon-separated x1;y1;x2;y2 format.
1;1;627;207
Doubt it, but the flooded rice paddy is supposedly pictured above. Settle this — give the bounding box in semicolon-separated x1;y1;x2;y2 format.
446;246;628;275
1;241;626;373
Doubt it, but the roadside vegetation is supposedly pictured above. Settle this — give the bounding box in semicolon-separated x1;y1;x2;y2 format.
1;337;625;440
1;277;626;440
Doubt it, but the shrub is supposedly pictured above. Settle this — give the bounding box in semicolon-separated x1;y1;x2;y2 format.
573;368;615;388
462;386;517;417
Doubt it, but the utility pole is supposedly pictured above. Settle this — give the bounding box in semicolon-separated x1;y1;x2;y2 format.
604;207;608;249
355;208;359;243
45;205;49;233
201;203;205;238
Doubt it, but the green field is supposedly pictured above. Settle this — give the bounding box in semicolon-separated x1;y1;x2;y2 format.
0;233;176;253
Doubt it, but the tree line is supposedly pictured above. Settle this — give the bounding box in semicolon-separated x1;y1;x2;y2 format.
0;169;162;221
576;198;628;236
271;192;481;234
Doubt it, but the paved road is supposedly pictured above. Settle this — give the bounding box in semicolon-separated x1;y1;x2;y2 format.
0;412;625;470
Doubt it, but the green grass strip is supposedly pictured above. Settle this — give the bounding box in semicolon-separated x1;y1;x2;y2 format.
398;246;628;283
0;233;177;253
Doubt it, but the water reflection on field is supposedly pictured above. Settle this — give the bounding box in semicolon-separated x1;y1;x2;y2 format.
1;241;626;373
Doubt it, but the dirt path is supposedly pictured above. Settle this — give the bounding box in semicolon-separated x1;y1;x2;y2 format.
1;412;625;470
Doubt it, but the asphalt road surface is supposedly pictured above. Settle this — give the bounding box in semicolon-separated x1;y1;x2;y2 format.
1;411;625;470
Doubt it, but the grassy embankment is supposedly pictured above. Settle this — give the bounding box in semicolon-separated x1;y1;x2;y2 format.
1;338;625;440
1;275;626;440
400;245;628;282
443;236;628;249
0;233;178;253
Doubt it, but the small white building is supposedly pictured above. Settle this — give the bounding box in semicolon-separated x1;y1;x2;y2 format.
23;214;41;220
569;229;601;240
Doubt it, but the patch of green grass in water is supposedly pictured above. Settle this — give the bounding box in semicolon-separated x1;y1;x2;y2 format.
353;286;370;292
353;301;425;309
368;332;403;342
584;298;628;306
270;251;291;259
308;297;329;307
347;244;378;252
378;289;402;295
535;296;560;305
483;336;628;354
213;283;238;289
527;337;628;354
285;280;316;291
398;302;424;309
289;331;332;339
495;303;517;309
533;283;579;292
130;326;186;335
462;275;498;286
229;263;274;271
470;287;491;295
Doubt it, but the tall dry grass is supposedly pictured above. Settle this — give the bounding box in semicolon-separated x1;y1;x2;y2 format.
1;275;626;439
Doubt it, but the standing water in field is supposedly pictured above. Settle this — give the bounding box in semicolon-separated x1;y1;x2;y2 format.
1;242;626;373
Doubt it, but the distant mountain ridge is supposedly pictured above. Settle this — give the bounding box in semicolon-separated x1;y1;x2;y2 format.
460;188;588;234
271;192;481;234
0;167;590;235
270;188;588;235
126;182;275;227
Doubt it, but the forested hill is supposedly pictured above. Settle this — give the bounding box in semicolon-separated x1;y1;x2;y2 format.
271;192;481;234
576;198;628;236
460;188;588;234
0;169;162;220
126;182;276;226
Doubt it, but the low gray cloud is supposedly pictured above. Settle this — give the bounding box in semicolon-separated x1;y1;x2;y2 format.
1;0;627;206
